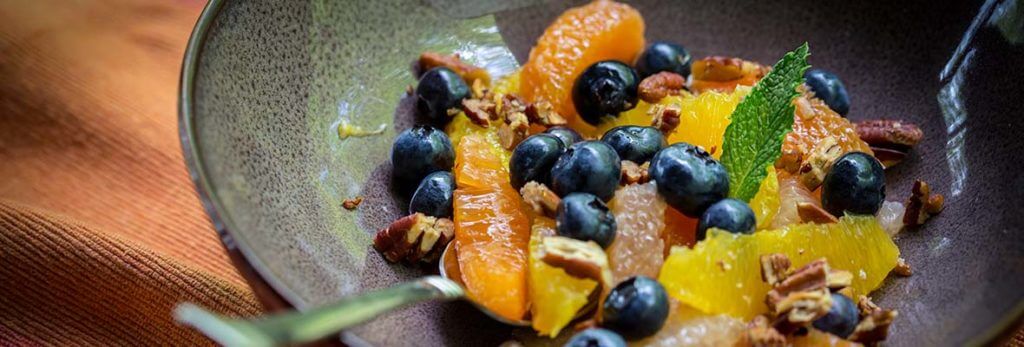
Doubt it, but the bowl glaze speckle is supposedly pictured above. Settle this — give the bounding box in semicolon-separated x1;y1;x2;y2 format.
180;0;1024;345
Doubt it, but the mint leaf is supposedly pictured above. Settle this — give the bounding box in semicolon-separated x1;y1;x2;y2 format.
720;43;810;201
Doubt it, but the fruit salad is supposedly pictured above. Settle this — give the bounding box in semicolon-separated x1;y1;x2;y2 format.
372;1;942;345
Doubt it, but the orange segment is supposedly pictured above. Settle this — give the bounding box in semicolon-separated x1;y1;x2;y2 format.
659;216;899;320
778;94;873;173
519;0;645;135
666;87;750;159
453;133;530;321
528;218;597;336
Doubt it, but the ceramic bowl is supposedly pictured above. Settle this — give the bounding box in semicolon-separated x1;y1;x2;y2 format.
180;0;1024;345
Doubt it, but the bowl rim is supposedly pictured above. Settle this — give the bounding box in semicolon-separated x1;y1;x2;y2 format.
177;0;1024;345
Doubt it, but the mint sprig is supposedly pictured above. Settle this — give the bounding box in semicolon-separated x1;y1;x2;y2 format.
720;43;810;201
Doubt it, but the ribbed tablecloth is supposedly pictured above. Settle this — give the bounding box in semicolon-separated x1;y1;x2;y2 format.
0;0;1020;345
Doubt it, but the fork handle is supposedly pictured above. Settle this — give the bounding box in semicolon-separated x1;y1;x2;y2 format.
175;276;464;346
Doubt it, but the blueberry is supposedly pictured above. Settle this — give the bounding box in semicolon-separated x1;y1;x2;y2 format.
821;152;885;216
556;193;617;248
391;125;455;193
601;126;667;163
813;293;860;338
697;198;756;241
409;171;455;218
565;328;627;347
509;134;566;189
635;42;692;79
602;276;670;340
648;143;729;217
550;141;622;200
804;69;850;116
416;67;470;122
573;61;639;125
544;126;584;148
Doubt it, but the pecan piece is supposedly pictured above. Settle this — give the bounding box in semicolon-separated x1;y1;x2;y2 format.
848;308;898;344
766;259;829;311
798;136;842;190
856;295;882;317
620;160;650;185
419;52;490;85
342;196;363;210
524;100;567;126
855;119;923;167
461;98;496;127
638;71;686;103
373;213;455;263
772;288;833;334
736;315;787;347
892;257;912;277
538;236;613;289
797;202;839;224
649;103;682;135
760;253;792;287
520;181;560;218
497;113;529;150
692;56;746;81
903;180;944;227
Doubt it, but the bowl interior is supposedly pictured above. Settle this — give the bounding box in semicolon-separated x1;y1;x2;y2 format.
183;0;1024;345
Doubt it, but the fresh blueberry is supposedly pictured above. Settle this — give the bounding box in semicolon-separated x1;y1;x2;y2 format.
544;126;584;148
573;61;639;125
635;42;692;79
565;329;627;347
813;293;860;338
550;141;622;200
804;68;851;116
821;152;885;216
509;134;566;189
409;171;455;218
556;193;617;248
648;143;729;217
697;198;756;241
391;125;455;193
602;276;670;340
416;67;470;122
600;126;667;163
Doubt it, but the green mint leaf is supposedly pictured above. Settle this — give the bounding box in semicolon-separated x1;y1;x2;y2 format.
720;43;810;201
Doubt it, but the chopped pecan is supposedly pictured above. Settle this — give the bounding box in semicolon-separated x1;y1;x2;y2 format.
856;295;882;317
692;56;746;81
620;160;650;185
772;288;832;334
638;71;686;103
797;202;839;224
373;213;454;263
766;259;829;311
827;269;854;290
649;103;682;135
760;253;792;287
461;98;496;127
736;315;787;347
848;308;898;344
539;236;613;289
520;181;560;218
798;136;842;189
524;100;567;126
892;257;912;277
855;119;923;167
903;180;944;227
419;52;490;85
497;113;529;150
499;94;528;118
342;196;363;210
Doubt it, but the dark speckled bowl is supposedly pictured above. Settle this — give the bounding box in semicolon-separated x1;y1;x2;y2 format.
180;0;1024;345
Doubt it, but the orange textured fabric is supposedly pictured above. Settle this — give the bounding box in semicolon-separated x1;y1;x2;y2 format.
0;0;264;345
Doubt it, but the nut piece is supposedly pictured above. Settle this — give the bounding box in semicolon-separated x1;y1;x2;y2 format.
373;213;455;263
855;119;923;167
520;181;561;218
798;136;842;190
539;236;613;290
497;114;529;150
649;103;682;135
760;253;792;287
342;196;363;210
419;52;490;85
735;315;787;347
848;308;898;344
766;259;829;311
826;269;854;290
638;71;686;103
461;98;496;127
772;288;832;334
892;257;912;277
620;160;650;185
797;202;839;224
903;180;944;227
524;100;567;126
